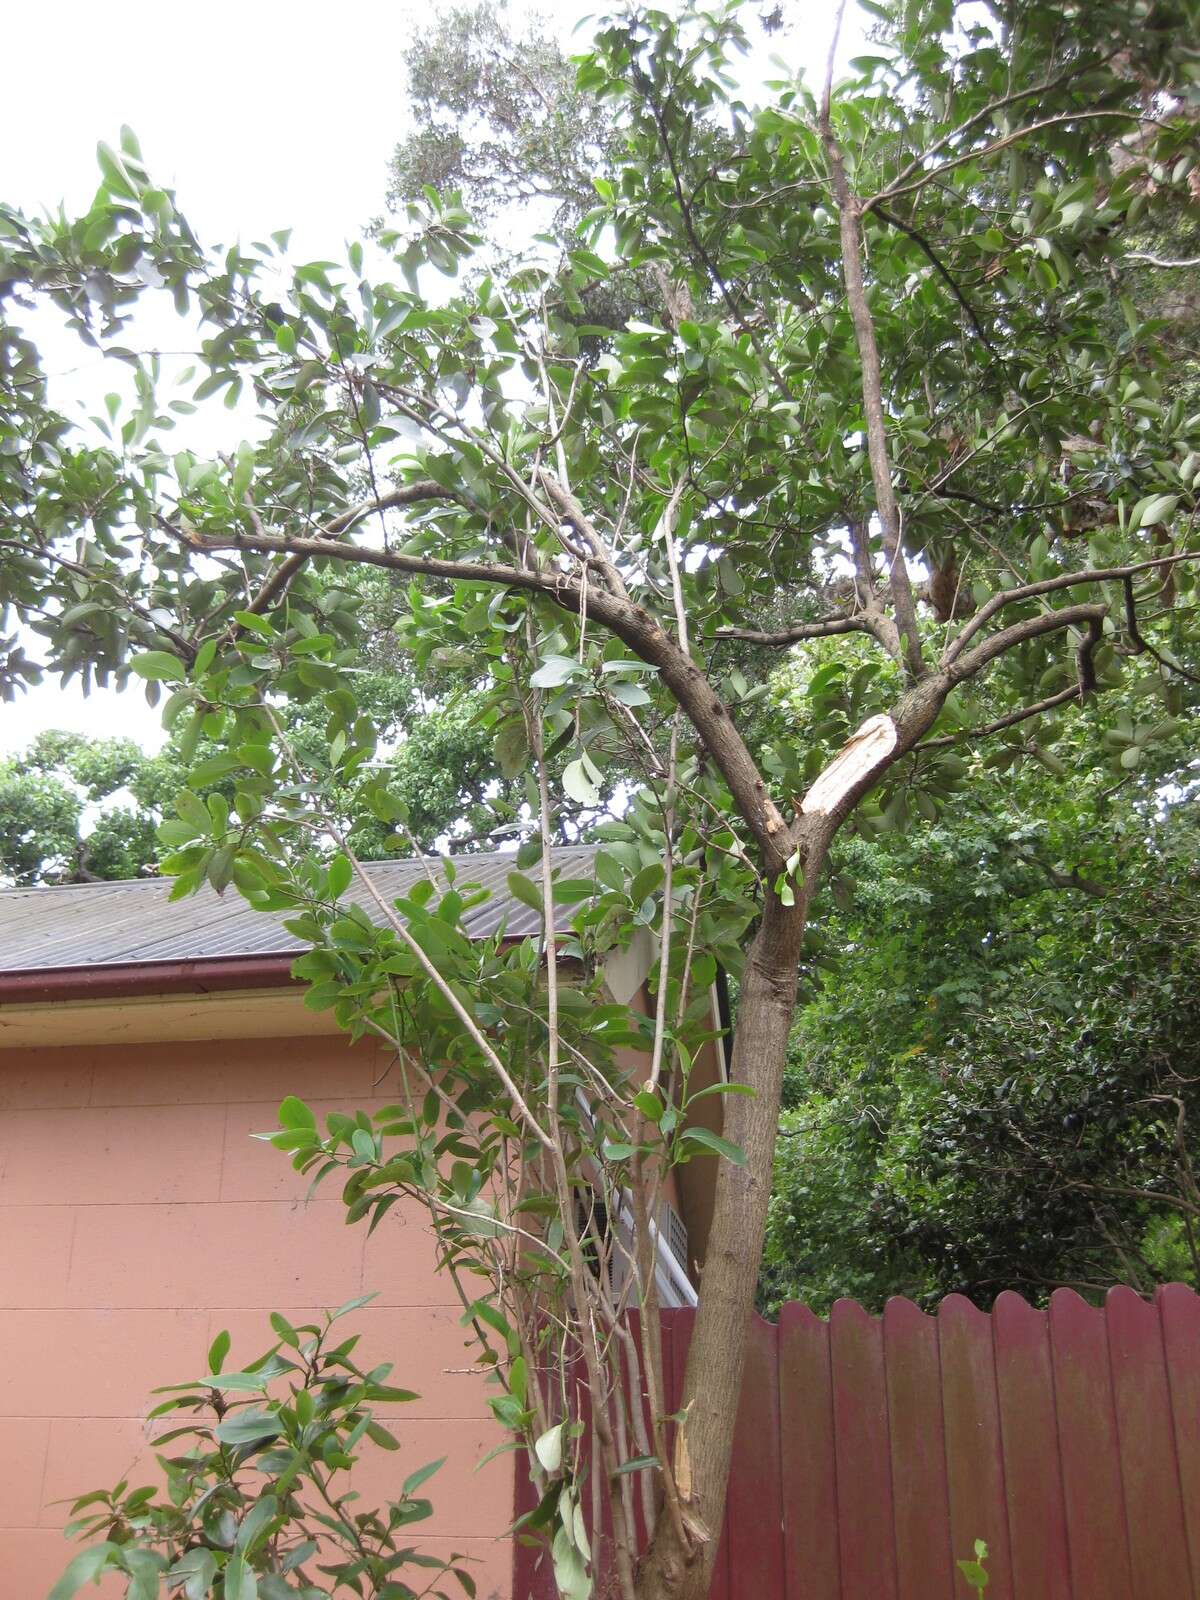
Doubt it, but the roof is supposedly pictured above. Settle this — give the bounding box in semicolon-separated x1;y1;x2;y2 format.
0;845;598;977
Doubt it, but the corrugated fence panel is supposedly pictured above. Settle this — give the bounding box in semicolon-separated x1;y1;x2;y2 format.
513;1285;1200;1599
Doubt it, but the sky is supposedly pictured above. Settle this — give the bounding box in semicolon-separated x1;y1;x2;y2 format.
0;0;864;759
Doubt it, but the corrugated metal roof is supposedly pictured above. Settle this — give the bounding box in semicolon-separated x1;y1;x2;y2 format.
0;846;599;973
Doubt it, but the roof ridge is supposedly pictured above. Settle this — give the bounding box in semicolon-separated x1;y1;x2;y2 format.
0;843;595;899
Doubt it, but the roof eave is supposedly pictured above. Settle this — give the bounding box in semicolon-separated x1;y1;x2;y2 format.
0;953;300;1005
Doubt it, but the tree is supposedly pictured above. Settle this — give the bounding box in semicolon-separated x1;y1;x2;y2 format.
384;1;622;236
0;730;167;883
5;1;1200;1594
761;776;1200;1313
0;578;525;885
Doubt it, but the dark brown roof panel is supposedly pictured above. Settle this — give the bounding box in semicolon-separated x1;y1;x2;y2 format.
0;846;598;974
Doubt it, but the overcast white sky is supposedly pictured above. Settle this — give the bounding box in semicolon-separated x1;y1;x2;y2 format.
0;0;862;759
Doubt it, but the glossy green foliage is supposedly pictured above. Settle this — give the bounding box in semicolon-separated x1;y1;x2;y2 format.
0;730;168;884
52;1304;472;1600
763;780;1200;1312
3;5;1200;1585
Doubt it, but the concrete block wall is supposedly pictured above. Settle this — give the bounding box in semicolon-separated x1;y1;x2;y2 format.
0;1032;512;1598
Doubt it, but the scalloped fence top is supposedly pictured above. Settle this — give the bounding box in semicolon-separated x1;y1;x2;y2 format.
516;1285;1200;1598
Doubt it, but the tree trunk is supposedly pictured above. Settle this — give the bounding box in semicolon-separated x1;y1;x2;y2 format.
635;890;807;1599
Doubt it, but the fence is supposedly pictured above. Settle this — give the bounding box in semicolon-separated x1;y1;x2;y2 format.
514;1284;1200;1598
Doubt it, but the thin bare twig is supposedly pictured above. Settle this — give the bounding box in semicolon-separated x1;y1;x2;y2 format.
1125;252;1200;269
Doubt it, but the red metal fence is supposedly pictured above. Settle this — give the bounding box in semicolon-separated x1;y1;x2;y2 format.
514;1284;1200;1598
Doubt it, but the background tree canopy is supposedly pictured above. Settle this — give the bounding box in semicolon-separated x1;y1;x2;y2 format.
762;772;1200;1313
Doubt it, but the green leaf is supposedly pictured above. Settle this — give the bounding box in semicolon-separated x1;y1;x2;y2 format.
122;1548;166;1600
534;1422;564;1473
270;1312;300;1348
130;651;186;683
551;1524;591;1600
530;655;580;689
236;1493;279;1553
224;1555;258;1600
602;1140;635;1160
327;854;353;897
278;1095;316;1131
202;1369;273;1392
610;680;652;706
215;1410;283;1447
402;1457;446;1496
207;1328;231;1375
475;1438;524;1472
685;1081;756;1104
956;1558;989;1592
96;141;138;199
563;756;601;806
167;1549;217;1600
330;1290;378;1320
634;1088;664;1122
49;1545;119;1600
1132;492;1179;530
506;871;545;915
678;1127;746;1164
187;753;241;788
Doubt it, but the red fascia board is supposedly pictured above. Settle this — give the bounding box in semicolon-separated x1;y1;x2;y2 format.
0;953;301;1005
0;937;569;1006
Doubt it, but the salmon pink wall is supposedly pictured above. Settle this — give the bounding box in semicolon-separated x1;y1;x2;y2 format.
0;1031;513;1598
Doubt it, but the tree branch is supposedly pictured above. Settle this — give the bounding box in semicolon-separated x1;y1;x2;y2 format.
0;536;197;664
715;614;868;645
861;52;1114;213
848;516;905;660
1121;573;1200;685
793;602;1106;854
866;109;1160;212
873;204;999;355
942;551;1200;668
820;111;926;680
1125;251;1200;269
235;479;461;622
947;602;1106;681
636;75;795;407
919;681;1091;749
1041;862;1108;897
198;525;793;865
921;611;1107;748
536;468;631;602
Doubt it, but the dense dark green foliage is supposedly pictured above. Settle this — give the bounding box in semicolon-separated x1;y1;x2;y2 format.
762;780;1200;1312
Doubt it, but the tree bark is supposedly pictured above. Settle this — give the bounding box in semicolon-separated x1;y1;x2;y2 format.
634;890;808;1599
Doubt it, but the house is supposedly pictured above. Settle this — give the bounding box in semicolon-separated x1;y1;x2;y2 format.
0;848;726;1597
